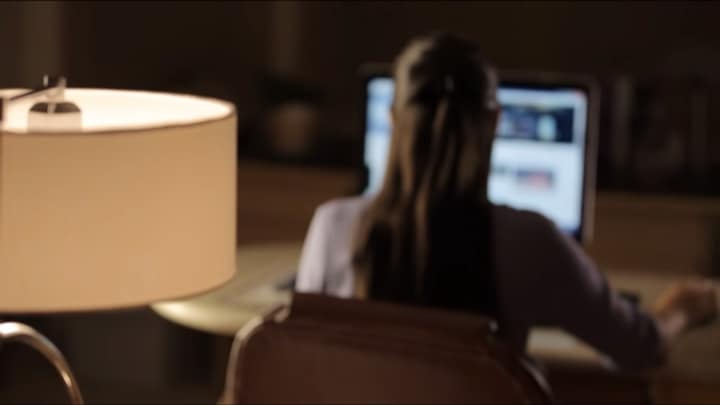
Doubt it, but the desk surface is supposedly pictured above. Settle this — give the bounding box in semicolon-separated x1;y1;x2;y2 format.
152;243;297;336
152;242;720;384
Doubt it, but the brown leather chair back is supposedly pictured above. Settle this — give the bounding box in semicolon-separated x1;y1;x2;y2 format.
221;293;552;404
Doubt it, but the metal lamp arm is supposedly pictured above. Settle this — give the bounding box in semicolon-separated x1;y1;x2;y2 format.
0;75;81;403
0;75;66;124
0;322;84;404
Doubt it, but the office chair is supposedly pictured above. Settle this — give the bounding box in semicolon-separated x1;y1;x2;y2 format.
220;293;553;404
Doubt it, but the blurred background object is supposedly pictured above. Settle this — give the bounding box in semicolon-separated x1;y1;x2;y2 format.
599;75;719;195
237;73;359;167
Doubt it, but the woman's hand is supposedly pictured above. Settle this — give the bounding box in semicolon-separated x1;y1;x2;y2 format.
653;280;718;334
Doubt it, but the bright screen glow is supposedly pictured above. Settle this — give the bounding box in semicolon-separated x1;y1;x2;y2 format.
364;77;588;237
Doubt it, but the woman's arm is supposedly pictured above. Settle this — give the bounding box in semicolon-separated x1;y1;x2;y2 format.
525;216;717;370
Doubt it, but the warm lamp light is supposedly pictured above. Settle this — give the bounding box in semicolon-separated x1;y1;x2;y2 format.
0;79;237;403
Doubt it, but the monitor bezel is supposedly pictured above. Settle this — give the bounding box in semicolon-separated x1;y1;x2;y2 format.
358;65;600;245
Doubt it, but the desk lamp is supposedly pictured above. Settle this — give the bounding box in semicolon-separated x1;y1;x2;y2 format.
0;76;237;404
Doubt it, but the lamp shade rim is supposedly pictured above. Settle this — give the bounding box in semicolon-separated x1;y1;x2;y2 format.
0;88;236;135
0;268;236;315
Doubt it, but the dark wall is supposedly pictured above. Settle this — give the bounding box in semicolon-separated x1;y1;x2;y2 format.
64;1;271;121
61;1;720;128
0;2;24;87
297;1;720;129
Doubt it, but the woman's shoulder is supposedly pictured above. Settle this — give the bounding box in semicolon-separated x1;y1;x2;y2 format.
492;204;556;232
312;195;373;230
492;203;585;272
316;195;373;218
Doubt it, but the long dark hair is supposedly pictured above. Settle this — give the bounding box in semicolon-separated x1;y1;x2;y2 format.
352;33;500;314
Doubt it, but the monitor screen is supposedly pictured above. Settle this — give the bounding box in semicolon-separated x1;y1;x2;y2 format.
363;76;593;241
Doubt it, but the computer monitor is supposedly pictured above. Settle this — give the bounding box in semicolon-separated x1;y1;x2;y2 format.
361;70;598;243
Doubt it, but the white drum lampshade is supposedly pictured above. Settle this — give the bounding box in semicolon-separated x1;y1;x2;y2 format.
0;88;237;312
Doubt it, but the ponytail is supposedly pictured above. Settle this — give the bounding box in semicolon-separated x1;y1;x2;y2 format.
352;33;498;315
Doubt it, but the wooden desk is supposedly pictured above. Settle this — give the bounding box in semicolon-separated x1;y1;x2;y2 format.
153;242;720;404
